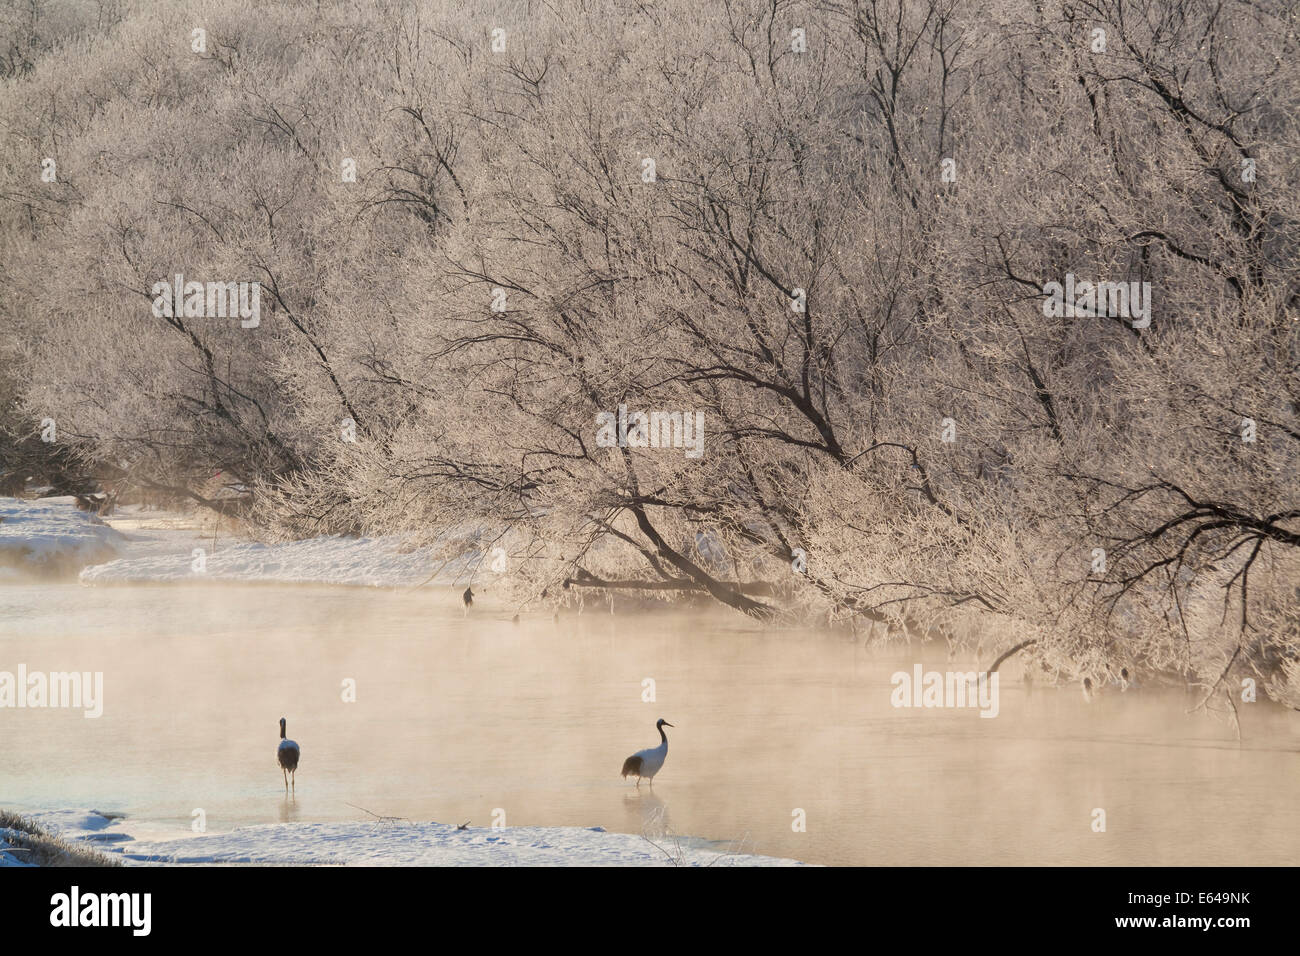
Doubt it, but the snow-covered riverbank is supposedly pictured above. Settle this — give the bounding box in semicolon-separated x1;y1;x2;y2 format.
79;533;449;588
0;496;479;588
0;497;126;578
3;809;805;867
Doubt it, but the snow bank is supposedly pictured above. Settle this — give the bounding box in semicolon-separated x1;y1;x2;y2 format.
79;517;503;588
0;809;127;867
22;810;805;867
77;531;494;588
0;496;497;590
0;848;34;867
80;534;445;587
0;497;126;578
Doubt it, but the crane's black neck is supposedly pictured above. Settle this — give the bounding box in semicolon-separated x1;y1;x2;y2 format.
280;719;287;740
658;723;668;745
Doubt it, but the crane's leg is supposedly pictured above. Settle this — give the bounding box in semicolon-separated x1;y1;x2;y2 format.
291;770;296;793
283;767;288;790
635;776;640;789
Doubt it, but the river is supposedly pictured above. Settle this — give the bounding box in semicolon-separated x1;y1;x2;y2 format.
1;580;1296;865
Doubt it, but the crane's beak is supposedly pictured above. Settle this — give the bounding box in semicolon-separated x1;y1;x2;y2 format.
663;722;675;728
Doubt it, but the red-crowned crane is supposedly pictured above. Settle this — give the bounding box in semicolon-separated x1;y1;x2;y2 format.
277;717;300;792
621;718;673;788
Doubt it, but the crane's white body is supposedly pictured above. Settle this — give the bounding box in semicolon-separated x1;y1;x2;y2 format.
630;741;668;778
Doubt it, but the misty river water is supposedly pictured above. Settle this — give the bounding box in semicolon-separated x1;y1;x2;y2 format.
2;580;1297;865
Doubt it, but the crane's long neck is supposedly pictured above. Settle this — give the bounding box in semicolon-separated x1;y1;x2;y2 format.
658;724;668;746
280;721;287;740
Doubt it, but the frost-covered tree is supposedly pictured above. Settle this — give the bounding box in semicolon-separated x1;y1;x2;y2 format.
1;0;1296;701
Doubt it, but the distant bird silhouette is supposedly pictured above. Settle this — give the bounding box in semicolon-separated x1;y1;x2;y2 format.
1081;677;1095;703
1119;667;1138;692
462;587;474;607
277;717;300;792
621;718;673;788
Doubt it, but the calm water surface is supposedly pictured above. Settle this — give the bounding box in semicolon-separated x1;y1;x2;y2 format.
2;582;1297;865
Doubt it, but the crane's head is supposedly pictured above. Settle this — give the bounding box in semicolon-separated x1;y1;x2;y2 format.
657;718;674;728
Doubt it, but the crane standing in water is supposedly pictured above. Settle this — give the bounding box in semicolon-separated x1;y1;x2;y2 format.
278;717;300;792
621;718;673;788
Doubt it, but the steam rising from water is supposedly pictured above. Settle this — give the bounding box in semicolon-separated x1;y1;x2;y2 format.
2;582;1297;865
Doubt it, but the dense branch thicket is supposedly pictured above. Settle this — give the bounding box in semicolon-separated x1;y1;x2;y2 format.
1;0;1297;703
